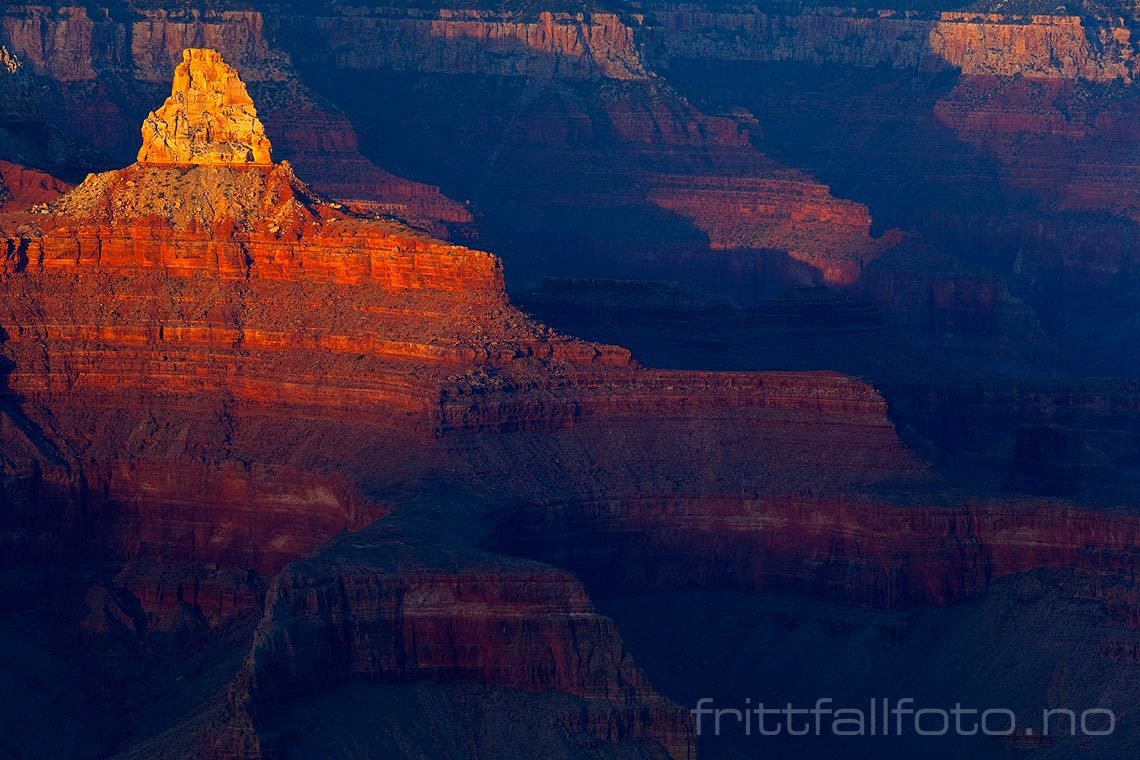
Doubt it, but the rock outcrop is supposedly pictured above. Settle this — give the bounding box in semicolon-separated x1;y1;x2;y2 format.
0;7;477;238
298;9;649;81
0;43;941;758
213;518;694;759
0;160;68;211
928;13;1136;82
138;48;272;166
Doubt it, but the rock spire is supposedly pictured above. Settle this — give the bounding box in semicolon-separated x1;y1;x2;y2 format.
137;48;272;166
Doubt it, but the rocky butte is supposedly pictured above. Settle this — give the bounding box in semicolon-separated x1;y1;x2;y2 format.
137;48;272;166
4;45;1140;759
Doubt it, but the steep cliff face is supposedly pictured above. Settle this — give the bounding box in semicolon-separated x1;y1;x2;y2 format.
212;522;694;759
0;48;702;758
130;9;292;85
634;3;1140;359
6;11;1140;759
857;240;1055;364
882;376;1140;500
2;3;1137;299
657;52;1140;373
277;6;899;292
930;75;1140;289
0;47;930;757
497;492;1140;614
13;2;1133;87
638;6;1138;82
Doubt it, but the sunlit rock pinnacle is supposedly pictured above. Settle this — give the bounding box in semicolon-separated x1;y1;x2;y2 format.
137;48;272;166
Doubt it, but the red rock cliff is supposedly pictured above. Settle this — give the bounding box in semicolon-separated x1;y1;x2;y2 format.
638;6;1138;82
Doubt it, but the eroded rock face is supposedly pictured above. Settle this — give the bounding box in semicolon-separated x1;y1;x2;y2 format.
138;48;272;166
638;7;1138;83
297;9;648;80
0;6;900;291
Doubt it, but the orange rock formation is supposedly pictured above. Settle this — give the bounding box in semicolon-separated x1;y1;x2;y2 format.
137;48;273;165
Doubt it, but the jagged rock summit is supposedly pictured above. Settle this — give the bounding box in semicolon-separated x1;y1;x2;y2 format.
137;48;272;166
46;48;337;232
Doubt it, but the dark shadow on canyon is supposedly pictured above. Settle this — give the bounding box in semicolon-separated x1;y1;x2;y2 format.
283;63;848;297
662;60;1140;375
600;572;1140;760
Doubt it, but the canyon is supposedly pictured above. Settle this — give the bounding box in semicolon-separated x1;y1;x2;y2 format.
0;46;918;758
1;3;1140;759
5;3;1133;331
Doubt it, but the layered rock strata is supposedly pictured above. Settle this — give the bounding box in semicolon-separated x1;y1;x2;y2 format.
0;4;899;291
637;6;1138;82
5;30;1140;760
213;519;694;759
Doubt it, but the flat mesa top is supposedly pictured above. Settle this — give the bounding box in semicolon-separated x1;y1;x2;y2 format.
137;48;273;167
